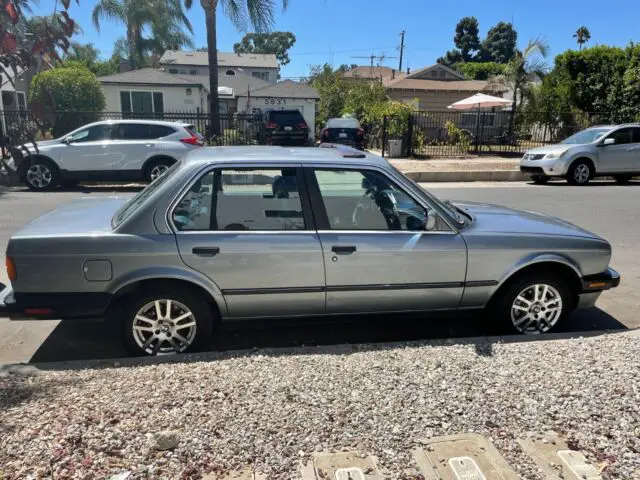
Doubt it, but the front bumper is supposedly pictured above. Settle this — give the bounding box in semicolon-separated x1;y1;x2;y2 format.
520;157;567;176
581;267;620;293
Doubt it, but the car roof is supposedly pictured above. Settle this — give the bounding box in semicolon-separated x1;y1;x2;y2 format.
183;146;388;167
85;119;191;128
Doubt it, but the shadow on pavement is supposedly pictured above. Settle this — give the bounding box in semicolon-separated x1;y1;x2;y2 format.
28;306;627;366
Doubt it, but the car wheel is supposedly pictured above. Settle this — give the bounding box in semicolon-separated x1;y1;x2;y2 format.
495;273;573;335
567;160;592;185
25;159;59;191
531;174;549;185
614;174;632;184
144;158;173;183
122;286;213;356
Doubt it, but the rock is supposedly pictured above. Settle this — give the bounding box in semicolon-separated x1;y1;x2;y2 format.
152;431;180;451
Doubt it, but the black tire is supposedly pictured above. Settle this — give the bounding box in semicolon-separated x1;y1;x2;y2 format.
614;174;632;185
24;157;59;191
143;157;174;183
567;160;593;185
531;174;549;185
492;272;574;335
121;285;214;356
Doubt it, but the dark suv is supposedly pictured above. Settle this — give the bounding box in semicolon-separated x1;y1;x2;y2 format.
262;109;309;146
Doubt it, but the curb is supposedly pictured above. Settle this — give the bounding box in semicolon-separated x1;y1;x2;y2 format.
404;170;528;183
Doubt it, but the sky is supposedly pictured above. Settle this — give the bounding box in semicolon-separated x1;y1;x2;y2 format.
34;0;640;79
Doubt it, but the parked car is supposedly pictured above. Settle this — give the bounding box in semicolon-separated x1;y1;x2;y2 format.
261;109;309;146
0;145;619;356
320;117;365;149
520;124;640;185
7;120;205;191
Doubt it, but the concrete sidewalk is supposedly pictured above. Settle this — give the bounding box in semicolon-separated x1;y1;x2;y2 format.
388;156;527;182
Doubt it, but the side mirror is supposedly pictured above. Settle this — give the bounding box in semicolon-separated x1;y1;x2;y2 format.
602;138;615;146
63;136;73;144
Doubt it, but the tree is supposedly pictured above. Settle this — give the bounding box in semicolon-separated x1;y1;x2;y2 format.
454;61;506;80
454;16;480;62
307;63;346;127
189;0;288;138
63;42;119;76
437;49;464;66
92;0;193;70
233;31;295;66
29;65;106;136
573;26;591;50
482;22;517;63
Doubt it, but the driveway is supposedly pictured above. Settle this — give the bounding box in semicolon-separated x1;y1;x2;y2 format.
0;181;636;364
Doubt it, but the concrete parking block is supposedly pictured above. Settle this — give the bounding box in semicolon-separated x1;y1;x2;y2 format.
412;433;519;480
518;434;602;480
300;451;384;480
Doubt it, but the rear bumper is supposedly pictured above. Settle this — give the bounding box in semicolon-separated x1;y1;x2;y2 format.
0;284;110;320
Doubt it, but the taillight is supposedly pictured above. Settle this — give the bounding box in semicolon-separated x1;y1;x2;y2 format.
299;122;308;129
356;128;365;137
6;256;16;282
321;128;329;138
180;136;204;146
266;121;277;129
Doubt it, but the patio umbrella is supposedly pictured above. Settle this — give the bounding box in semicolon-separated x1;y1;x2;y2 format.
448;93;513;152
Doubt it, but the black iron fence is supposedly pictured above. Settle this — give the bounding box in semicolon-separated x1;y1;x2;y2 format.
381;110;625;157
0;109;266;154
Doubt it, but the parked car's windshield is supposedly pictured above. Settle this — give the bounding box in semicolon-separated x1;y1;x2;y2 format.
561;127;612;144
111;162;182;228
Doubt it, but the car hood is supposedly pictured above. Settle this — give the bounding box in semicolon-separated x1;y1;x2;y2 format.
454;201;602;239
11;196;129;238
22;139;60;151
525;144;578;155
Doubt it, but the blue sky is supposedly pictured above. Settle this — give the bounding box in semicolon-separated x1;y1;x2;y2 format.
35;0;640;78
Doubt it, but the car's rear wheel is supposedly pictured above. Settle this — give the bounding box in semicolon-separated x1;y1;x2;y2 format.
25;159;59;191
614;174;632;184
567;160;592;185
531;174;549;184
122;286;213;356
144;158;174;183
494;273;573;335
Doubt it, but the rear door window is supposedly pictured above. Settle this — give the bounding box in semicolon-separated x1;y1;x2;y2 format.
116;123;153;140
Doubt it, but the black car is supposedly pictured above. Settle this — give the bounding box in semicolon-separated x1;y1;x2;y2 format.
262;109;309;146
320;117;365;150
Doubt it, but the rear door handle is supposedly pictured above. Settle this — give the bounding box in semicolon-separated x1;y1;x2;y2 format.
331;245;356;255
192;247;220;257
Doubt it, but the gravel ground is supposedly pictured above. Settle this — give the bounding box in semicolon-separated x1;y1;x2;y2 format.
1;332;639;480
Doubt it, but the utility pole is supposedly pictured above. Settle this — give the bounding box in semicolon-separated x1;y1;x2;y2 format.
398;30;406;72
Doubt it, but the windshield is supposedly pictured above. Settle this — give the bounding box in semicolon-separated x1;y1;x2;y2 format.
391;165;467;226
561;128;612;144
111;162;182;228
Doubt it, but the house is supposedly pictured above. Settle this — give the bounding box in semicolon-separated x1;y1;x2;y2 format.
159;50;279;84
342;66;395;81
1;67;37;139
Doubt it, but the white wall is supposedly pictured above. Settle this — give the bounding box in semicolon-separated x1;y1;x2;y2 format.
237;96;317;140
162;66;278;84
101;84;207;113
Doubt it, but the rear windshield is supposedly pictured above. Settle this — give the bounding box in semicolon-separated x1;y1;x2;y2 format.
327;118;361;129
270;111;304;124
111;161;182;228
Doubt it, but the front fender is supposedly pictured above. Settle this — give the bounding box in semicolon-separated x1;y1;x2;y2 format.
497;252;582;288
107;266;228;316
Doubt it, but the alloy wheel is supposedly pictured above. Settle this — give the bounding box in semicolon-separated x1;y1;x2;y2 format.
573;163;590;184
26;164;52;189
132;299;197;355
510;283;563;334
149;164;169;181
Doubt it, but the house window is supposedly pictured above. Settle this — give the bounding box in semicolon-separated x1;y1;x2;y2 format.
179;69;187;74
16;92;26;111
168;68;178;74
252;71;269;81
120;91;165;116
225;70;236;76
190;69;198;75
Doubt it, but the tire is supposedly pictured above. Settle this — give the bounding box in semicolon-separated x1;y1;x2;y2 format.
143;157;174;183
492;272;573;335
567;160;593;185
531;174;549;185
121;285;214;356
25;158;59;191
614;174;632;184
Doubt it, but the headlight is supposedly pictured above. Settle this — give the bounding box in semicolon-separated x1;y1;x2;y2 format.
545;151;567;159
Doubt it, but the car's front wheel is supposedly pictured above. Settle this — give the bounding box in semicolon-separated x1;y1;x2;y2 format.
25;159;59;191
122;286;213;356
495;273;573;334
567;160;592;185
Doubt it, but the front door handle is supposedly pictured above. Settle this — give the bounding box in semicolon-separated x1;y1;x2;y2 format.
331;245;356;255
192;247;220;257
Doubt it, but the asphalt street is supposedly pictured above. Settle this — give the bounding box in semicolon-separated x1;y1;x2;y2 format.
0;180;637;364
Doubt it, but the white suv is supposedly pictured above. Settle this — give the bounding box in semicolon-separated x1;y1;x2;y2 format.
13;120;204;191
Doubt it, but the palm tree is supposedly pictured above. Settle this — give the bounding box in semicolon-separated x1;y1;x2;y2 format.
573;26;591;50
183;0;288;137
92;0;193;70
488;38;549;134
